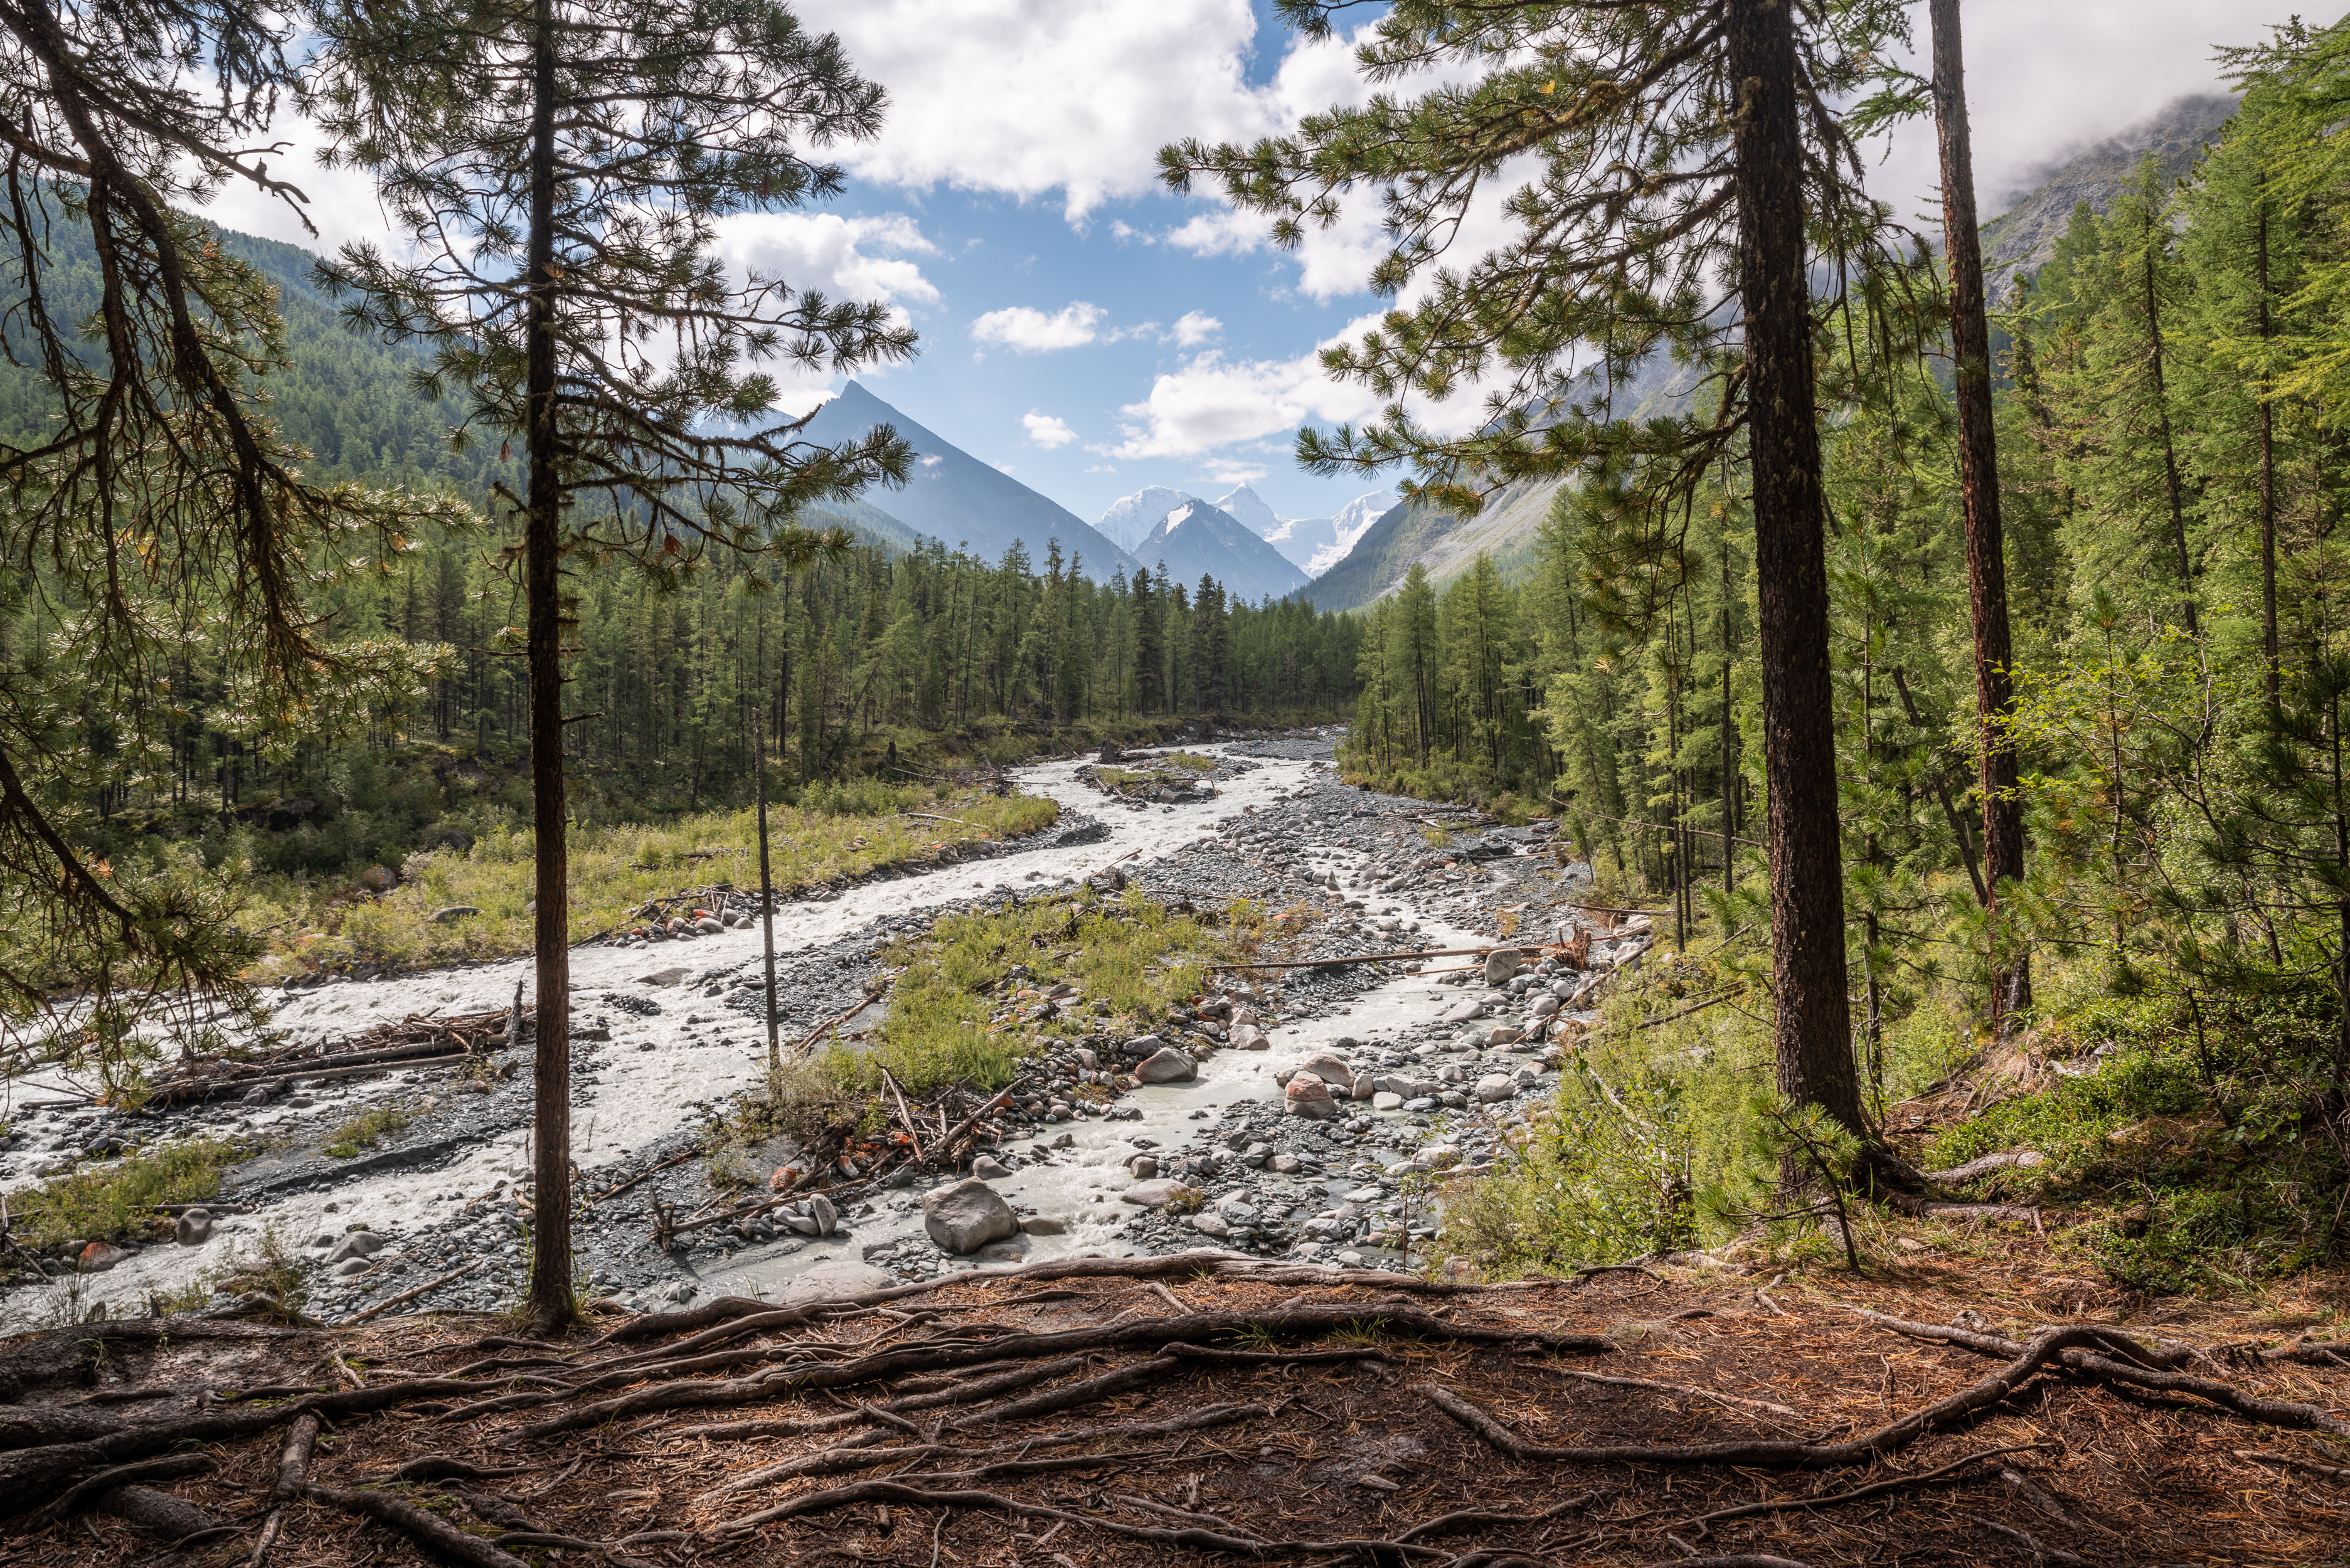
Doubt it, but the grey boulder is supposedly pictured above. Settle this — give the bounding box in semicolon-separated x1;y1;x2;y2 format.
1297;1051;1359;1094
780;1194;839;1237
174;1210;213;1246
1484;949;1529;986
1134;1046;1198;1084
1120;1179;1201;1207
327;1231;385;1263
922;1177;1019;1254
1284;1074;1338;1119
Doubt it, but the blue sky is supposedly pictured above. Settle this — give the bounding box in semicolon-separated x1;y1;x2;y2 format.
214;0;2266;532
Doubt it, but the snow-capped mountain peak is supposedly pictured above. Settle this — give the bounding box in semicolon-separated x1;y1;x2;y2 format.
1095;486;1198;553
1211;484;1282;539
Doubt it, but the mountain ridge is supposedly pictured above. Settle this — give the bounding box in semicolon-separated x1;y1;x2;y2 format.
1134;498;1310;603
795;383;1140;581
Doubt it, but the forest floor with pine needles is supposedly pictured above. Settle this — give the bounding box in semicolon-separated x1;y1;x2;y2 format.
4;1248;2345;1568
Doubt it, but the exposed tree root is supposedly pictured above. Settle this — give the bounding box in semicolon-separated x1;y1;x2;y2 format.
694;1399;1284;1506
304;1482;530;1568
91;1483;218;1542
2234;1447;2350;1481
520;1305;1589;1440
1674;1443;2051;1532
14;1454;213;1533
665;1352;1102;1442
1420;1324;2136;1470
274;1414;318;1501
0;1378;489;1512
590;1254;1560;1347
1856;1310;2350;1438
4;1259;2334;1568
707;1477;1454;1557
1536;1364;1804;1421
1392;1492;1616;1542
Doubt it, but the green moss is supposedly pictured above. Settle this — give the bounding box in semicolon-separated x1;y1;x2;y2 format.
1921;988;2350;1293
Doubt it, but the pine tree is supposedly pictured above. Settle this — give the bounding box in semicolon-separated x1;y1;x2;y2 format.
0;1;460;1063
1928;0;2031;1027
308;0;915;1328
1162;0;1913;1142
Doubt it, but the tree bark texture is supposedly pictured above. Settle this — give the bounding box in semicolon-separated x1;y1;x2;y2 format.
1726;0;1863;1136
524;0;573;1331
1930;0;2030;1024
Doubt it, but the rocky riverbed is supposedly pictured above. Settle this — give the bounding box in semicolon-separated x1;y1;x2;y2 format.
0;731;1649;1328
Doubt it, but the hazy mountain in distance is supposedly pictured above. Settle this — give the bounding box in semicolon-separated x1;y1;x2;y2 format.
1980;93;2238;294
1306;95;2242;612
1135;499;1310;603
1213;484;1397;578
795;382;1139;581
1096;486;1197;553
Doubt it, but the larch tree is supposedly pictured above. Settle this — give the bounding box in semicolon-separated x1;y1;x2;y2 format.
1159;0;1915;1147
0;1;459;1076
307;0;916;1328
1927;0;2030;1031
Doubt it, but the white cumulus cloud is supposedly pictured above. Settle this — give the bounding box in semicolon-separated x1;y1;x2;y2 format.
1168;310;1222;347
1109;315;1488;460
970;301;1107;352
711;212;941;310
794;0;1376;221
1023;411;1078;448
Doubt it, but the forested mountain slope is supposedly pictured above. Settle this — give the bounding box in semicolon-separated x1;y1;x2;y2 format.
1302;92;2243;613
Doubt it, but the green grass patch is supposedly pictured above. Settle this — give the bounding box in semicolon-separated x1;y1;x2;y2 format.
322;1104;413;1158
760;887;1257;1143
243;787;1057;978
6;1136;248;1249
1164;752;1217;772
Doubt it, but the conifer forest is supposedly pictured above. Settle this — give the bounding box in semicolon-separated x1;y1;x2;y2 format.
2;6;2349;1564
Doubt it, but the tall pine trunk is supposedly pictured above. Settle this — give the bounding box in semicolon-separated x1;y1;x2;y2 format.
1930;0;2030;1030
2141;208;2199;637
2255;183;2279;707
524;0;574;1333
1727;0;1863;1137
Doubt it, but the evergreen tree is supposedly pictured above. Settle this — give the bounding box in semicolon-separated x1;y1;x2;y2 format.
1928;0;2031;1027
308;0;915;1327
0;1;459;1068
1163;0;1916;1145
